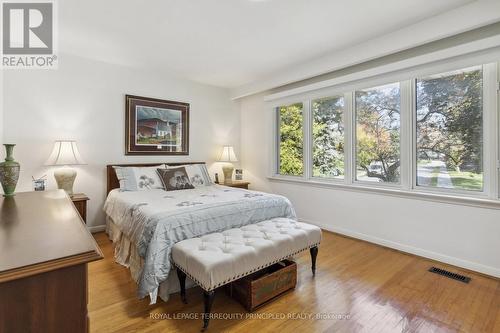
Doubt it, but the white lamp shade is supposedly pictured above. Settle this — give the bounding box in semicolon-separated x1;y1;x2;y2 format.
45;140;86;166
218;146;238;162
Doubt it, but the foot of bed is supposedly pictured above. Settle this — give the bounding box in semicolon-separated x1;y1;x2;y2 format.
202;290;215;332
310;246;318;276
176;268;187;304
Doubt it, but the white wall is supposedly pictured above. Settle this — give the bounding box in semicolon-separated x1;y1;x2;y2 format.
2;54;239;228
240;92;500;278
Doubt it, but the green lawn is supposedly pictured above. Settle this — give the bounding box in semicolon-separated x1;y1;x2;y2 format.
418;159;433;165
425;167;482;191
430;167;440;187
449;171;483;191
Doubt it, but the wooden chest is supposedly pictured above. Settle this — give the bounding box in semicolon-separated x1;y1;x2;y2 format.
229;260;297;311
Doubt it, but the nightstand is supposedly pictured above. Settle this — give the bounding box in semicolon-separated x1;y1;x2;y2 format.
71;193;89;223
220;181;250;189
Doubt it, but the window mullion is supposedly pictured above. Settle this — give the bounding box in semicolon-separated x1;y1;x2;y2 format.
400;79;413;191
410;78;418;190
497;62;500;199
483;63;498;198
344;92;354;185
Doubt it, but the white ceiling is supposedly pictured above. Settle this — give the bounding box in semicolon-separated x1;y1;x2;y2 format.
60;0;478;89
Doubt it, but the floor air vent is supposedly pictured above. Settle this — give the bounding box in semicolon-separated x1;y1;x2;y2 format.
428;267;471;283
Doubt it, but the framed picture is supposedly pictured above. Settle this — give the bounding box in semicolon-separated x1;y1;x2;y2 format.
125;95;189;155
235;168;243;180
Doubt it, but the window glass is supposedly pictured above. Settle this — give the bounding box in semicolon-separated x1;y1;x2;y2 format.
356;83;401;183
416;67;483;191
312;96;345;179
278;103;304;176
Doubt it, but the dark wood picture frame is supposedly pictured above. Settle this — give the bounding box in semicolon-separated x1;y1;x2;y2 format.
125;94;189;155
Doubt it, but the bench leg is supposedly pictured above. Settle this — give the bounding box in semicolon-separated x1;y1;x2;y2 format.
202;290;215;332
310;246;318;276
176;268;187;304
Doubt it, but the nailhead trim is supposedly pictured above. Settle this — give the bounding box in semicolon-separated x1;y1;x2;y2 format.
173;242;320;292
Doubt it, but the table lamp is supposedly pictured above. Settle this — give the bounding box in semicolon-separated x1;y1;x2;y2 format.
45;140;86;196
218;146;238;184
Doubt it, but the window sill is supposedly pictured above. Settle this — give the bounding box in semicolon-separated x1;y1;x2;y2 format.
267;176;500;210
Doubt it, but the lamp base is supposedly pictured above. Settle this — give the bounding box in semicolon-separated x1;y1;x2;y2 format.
54;167;77;196
222;165;234;185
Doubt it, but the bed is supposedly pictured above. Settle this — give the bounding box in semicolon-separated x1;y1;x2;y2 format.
103;163;296;304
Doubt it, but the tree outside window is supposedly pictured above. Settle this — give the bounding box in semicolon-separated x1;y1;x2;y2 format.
416;67;483;191
356;83;401;183
312;96;344;179
278;103;303;176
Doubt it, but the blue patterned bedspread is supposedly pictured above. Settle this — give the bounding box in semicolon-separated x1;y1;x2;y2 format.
104;185;296;302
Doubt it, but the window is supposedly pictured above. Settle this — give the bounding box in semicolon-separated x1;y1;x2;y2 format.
277;103;303;176
355;83;401;183
272;62;497;202
416;67;483;191
312;96;344;179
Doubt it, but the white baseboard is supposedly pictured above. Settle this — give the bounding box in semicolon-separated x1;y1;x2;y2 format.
299;218;500;278
87;224;106;233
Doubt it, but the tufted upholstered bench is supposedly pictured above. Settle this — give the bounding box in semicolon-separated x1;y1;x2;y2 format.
171;217;322;331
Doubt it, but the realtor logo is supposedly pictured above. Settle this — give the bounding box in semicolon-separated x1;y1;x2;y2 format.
1;0;57;68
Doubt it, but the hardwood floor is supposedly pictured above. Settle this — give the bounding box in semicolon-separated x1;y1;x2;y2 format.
88;231;500;333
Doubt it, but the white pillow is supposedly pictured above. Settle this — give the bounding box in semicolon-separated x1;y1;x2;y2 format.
166;164;213;187
113;165;166;191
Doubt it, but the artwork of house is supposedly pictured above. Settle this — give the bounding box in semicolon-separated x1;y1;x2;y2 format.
137;118;176;139
135;106;182;148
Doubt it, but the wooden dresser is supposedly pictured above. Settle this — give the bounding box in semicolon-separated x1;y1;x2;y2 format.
0;190;103;333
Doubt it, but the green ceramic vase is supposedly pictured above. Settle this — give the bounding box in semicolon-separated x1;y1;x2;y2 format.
0;144;20;197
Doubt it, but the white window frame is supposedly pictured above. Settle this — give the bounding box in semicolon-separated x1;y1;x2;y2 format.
270;59;499;207
274;101;307;179
310;94;346;182
353;81;403;188
410;64;496;199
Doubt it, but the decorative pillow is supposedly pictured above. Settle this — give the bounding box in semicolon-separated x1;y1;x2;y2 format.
113;165;166;191
166;164;213;187
157;167;195;191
